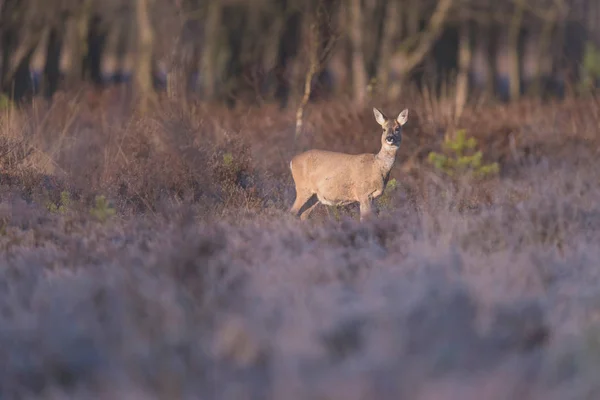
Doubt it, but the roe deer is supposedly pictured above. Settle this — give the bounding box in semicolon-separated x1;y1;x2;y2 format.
289;107;409;221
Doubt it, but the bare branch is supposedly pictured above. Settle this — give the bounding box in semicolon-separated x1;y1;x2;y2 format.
395;0;454;76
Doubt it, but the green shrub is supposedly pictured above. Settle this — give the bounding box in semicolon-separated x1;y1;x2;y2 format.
212;146;262;213
427;129;499;179
580;41;600;92
46;191;71;214
222;152;234;168
0;94;11;111
377;178;399;209
90;195;116;222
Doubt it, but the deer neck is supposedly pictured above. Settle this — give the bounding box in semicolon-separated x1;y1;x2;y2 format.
375;146;398;176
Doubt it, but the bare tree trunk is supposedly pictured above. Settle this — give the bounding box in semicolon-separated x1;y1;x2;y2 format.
493;24;507;100
135;0;155;112
295;58;318;138
184;34;201;98
455;18;471;120
522;10;557;99
84;14;107;87
0;0;46;96
64;0;92;89
587;0;598;44
471;21;491;97
12;49;37;101
1;29;16;90
295;3;321;137
43;21;66;99
550;0;567;97
388;0;454;85
1;27;44;100
507;0;524;101
363;0;385;80
115;4;133;85
349;0;367;106
0;0;19;89
201;0;221;101
406;0;420;38
326;1;350;99
221;5;248;108
376;0;401;98
174;0;202;99
274;1;301;108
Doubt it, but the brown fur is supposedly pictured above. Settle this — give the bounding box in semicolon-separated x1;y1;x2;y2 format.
289;107;409;221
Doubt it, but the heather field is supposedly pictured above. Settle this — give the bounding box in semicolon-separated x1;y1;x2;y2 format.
1;91;600;399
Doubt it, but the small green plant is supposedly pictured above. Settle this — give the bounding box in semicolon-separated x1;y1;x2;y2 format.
46;191;71;214
580;41;600;92
427;129;499;179
90;195;116;222
0;94;11;111
330;205;342;221
0;217;7;236
0;93;13;111
222;152;234;168
377;178;399;209
214;146;262;214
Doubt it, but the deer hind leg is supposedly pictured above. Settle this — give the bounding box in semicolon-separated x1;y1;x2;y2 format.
299;195;319;220
290;188;317;217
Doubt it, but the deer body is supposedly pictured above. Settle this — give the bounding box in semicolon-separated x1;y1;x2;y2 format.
289;108;409;221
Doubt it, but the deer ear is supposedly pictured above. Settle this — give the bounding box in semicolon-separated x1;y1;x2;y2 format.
397;109;408;125
373;107;387;126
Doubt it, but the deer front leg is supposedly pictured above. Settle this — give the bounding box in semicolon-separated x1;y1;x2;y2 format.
359;198;374;222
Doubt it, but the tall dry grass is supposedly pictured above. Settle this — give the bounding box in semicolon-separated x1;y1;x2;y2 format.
1;90;600;399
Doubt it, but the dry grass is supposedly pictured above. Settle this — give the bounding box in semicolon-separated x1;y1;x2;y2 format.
1;91;600;399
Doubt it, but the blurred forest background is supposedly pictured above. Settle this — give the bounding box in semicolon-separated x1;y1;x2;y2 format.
1;0;599;110
4;1;600;398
